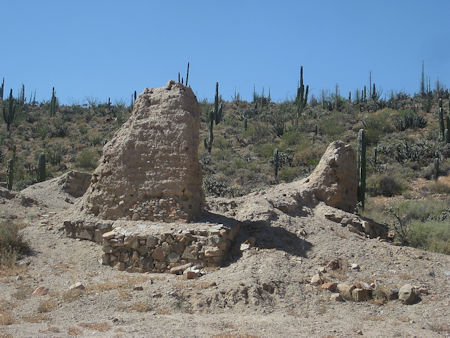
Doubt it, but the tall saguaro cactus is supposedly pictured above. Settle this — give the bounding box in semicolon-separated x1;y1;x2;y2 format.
37;153;46;182
295;66;309;128
273;148;279;180
0;77;4;101
434;151;440;181
3;89;16;134
357;129;366;209
438;98;445;141
50;87;57;116
185;62;190;87
204;82;223;154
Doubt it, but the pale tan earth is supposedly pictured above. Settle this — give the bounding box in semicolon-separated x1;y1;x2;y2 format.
0;162;449;337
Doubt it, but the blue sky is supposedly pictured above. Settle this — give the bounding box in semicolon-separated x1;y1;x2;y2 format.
1;0;449;104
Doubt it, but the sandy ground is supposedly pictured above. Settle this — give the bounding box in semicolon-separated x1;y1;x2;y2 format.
0;176;449;338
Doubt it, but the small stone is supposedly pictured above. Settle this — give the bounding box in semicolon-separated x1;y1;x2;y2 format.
399;284;418;305
351;263;360;271
32;286;49;297
321;282;337;292
310;274;323;286
318;266;327;273
69;282;85;291
102;231;116;240
327;258;340;270
184;270;199;279
337;283;355;301
386;288;399;300
352;288;370;302
330;293;343;302
204;247;222;257
170;263;193;275
240;243;251;251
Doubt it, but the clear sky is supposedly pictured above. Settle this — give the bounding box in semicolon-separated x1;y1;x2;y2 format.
1;0;449;104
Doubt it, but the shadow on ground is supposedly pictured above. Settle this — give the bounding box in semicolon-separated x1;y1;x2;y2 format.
202;212;313;265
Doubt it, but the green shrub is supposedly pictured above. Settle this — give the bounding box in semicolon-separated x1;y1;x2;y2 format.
76;149;99;170
278;166;298;182
394;110;427;131
367;173;406;196
408;220;450;254
364;110;394;144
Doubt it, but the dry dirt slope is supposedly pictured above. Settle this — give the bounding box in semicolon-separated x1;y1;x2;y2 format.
0;171;449;337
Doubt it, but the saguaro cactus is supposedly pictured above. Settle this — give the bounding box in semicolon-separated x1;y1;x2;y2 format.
295;66;309;128
357;129;366;209
445;115;450;143
0;77;4;100
50;87;57;116
3;89;16;134
438;98;445;141
6;159;14;190
434;151;439;181
185;62;190;87
37;153;46;182
273;148;279;180
204;82;223;154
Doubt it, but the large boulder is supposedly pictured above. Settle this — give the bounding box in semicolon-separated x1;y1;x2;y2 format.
303;141;357;212
78;81;204;222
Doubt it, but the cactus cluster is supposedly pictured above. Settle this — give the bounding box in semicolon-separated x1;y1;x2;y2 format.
204;82;223;154
357;129;366;209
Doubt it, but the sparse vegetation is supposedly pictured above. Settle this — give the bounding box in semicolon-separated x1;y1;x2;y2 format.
0;221;30;268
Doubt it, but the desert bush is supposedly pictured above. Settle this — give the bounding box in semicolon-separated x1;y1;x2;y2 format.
367;173;406;197
408;220;450;254
203;176;240;197
76;149;99;170
317;115;345;139
0;221;30;267
364;110;394;144
278;166;299;182
394;110;427;131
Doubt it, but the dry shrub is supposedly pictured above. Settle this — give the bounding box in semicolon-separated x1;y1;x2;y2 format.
0;312;15;326
67;327;83;336
155;308;171;315
38;299;58;313
22;313;51;323
78;322;111;332
61;289;84;303
11;284;34;300
0;221;31;270
123;303;152;312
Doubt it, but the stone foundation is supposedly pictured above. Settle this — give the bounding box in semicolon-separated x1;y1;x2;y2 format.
99;221;240;273
64;219;113;243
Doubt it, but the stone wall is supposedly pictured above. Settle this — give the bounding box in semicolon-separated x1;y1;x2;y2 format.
100;221;240;273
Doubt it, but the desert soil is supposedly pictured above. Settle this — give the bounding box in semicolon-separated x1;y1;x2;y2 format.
0;176;449;338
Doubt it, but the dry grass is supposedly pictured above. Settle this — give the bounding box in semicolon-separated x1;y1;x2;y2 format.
428;322;450;334
37;299;58;313
87;276;149;292
22;313;51;323
39;325;60;334
155;308;171;315
61;288;84;303
11;284;34;300
397;273;410;280
67;327;83;336
363;314;385;321
0;312;15;326
211;335;260;338
78;322;111;332
118;302;153;312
